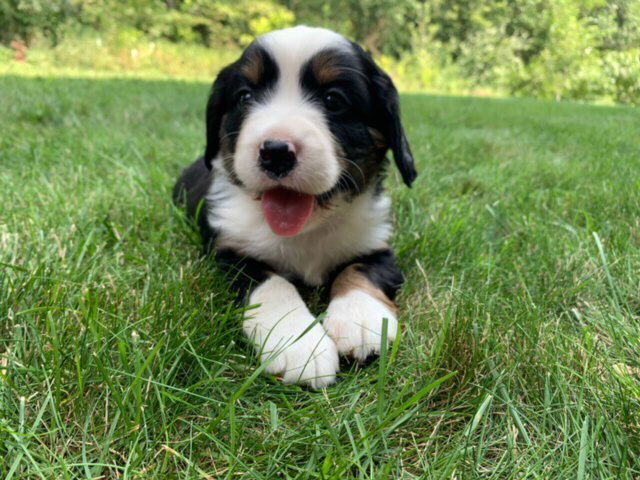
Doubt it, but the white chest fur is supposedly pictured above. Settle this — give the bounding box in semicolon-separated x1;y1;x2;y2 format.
206;173;392;285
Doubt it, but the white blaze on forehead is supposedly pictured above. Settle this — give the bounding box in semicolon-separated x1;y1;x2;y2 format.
257;26;349;93
233;26;351;196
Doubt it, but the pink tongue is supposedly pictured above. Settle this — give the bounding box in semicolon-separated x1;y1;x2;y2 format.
261;188;315;237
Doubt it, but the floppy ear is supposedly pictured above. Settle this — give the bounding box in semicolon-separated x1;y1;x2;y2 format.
204;65;233;170
354;44;417;187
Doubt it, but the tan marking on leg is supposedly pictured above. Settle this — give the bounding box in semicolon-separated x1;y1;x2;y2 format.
330;264;397;314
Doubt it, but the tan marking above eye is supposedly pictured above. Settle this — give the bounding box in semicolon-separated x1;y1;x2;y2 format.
331;264;397;314
311;51;342;85
241;52;263;85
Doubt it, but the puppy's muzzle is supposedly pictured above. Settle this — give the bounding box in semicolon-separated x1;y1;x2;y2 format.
259;139;297;179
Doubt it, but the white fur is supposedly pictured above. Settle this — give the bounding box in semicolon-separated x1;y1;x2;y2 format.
208;169;392;285
324;290;398;362
245;275;339;388
258;26;348;72
233;26;350;195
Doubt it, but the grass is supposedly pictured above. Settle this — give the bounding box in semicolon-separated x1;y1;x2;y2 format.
0;72;639;479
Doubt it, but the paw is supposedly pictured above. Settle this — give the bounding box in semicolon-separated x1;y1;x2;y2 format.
259;319;339;389
324;290;398;362
244;275;339;388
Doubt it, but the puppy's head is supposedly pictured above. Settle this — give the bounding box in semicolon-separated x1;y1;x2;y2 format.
204;26;416;237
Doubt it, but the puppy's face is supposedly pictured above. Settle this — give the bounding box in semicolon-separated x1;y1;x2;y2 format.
205;26;416;237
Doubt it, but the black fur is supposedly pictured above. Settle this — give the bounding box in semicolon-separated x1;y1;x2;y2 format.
329;249;404;301
215;249;273;303
297;44;416;206
350;42;417;187
354;250;404;301
300;48;387;201
204;44;279;174
172;156;216;251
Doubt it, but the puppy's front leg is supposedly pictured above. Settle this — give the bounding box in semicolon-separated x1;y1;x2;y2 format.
216;250;338;388
246;276;339;388
324;250;403;362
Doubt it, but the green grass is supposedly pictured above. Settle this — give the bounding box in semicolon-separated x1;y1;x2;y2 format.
1;73;639;479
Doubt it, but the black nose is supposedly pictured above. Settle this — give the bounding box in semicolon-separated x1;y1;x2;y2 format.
259;140;297;179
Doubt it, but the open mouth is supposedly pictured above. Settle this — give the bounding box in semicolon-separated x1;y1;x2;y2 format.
260;187;316;237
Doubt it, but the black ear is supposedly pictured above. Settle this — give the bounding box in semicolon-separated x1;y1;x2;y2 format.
354;44;417;187
204;65;233;170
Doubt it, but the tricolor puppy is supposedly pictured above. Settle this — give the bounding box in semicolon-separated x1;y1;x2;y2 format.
173;26;416;388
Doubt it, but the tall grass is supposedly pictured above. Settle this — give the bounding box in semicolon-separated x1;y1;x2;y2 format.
0;74;639;478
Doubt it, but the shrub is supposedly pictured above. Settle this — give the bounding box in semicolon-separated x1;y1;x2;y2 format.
0;0;73;45
1;0;639;105
71;0;293;48
603;49;640;105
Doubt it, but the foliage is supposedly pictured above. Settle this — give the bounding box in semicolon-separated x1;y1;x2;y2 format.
72;0;293;47
0;0;73;45
0;0;639;103
286;0;640;104
281;0;418;55
604;49;640;104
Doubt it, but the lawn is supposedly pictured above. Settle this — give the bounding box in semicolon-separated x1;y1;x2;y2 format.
1;73;639;479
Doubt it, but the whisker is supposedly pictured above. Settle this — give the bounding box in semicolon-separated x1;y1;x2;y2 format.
219;130;242;143
343;157;366;184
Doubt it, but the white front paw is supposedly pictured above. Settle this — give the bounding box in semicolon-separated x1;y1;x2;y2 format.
324;290;398;362
258;318;339;388
245;275;339;388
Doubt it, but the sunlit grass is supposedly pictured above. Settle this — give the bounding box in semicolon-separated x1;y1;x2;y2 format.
0;73;639;478
0;34;239;82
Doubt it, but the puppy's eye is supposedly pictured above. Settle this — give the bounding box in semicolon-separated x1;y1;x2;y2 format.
323;90;348;113
237;90;253;106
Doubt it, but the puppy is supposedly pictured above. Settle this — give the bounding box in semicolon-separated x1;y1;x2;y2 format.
173;26;416;388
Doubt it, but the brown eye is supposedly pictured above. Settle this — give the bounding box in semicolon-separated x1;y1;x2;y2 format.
323;90;348;113
237;90;253;106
